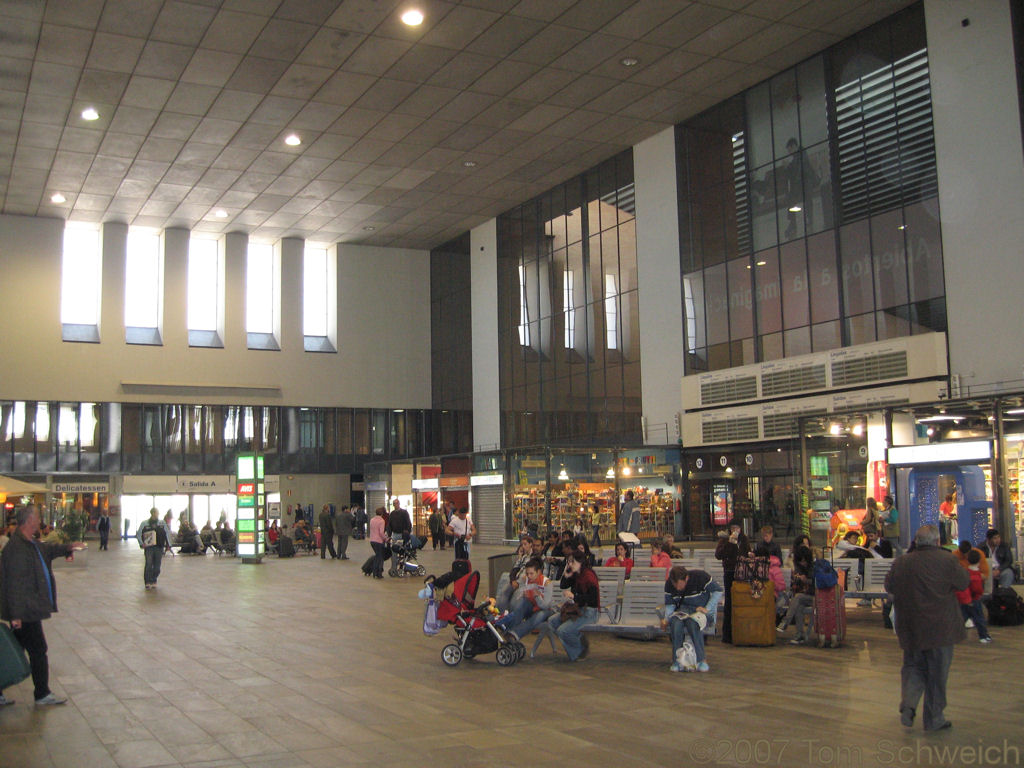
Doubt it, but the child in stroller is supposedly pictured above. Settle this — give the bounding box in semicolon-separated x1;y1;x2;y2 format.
388;534;427;578
428;570;527;667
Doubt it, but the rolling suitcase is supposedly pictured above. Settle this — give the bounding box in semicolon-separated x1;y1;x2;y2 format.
278;535;295;558
814;584;846;647
0;624;30;690
730;581;776;646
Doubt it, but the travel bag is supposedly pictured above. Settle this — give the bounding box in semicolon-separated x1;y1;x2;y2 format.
814;584;846;647
0;624;30;691
988;586;1024;626
278;535;295;558
730;581;776;646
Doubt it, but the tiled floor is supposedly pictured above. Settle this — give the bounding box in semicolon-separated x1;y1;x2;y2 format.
1;540;1022;768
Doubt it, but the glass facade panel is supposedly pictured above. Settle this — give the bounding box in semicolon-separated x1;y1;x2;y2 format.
497;150;640;447
677;5;943;373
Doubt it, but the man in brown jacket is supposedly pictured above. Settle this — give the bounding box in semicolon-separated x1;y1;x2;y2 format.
885;524;969;731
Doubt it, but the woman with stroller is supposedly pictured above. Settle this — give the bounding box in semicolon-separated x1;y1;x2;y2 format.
368;507;387;579
546;549;599;661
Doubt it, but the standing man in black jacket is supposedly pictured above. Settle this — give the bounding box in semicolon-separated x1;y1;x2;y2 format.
318;504;337;560
0;505;83;706
96;510;111;551
386;498;412;572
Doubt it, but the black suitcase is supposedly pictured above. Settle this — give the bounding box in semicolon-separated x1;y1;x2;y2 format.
278;535;295;558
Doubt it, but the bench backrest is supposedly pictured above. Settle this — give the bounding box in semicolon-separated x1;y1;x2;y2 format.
597;579;622;624
628;566;667;581
864;558;893;589
618;580;665;625
593;566;628;585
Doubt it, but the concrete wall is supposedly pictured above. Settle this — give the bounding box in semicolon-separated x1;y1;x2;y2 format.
470;218;500;451
926;0;1024;389
634;127;685;444
0;213;432;408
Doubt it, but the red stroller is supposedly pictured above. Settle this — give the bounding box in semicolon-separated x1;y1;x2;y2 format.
435;571;526;667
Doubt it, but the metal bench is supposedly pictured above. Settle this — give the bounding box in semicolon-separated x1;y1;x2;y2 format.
842;558;893;599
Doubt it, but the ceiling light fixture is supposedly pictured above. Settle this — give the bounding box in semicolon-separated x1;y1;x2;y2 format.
620;57;639;67
81;107;99;121
401;9;424;25
214;209;227;218
897;224;907;230
756;260;766;266
284;134;301;146
462;160;477;167
50;192;66;204
788;205;802;212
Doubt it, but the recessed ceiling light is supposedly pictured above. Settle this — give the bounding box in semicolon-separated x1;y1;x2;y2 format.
284;134;301;146
363;226;376;231
81;107;99;121
620;57;639;67
214;209;227;218
462;160;477;168
756;260;766;266
401;9;424;25
50;192;66;204
788;205;802;212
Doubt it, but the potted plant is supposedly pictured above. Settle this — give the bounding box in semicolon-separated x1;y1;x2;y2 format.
51;511;89;567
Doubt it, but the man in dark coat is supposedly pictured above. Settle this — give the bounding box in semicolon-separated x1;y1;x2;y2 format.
96;510;111;550
0;505;83;706
885;524;969;731
386;499;412;572
335;505;354;560
318;504;337;560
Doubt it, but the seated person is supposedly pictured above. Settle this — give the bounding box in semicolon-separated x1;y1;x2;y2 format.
776;545;815;644
753;525;783;562
663;565;723;672
220;522;236;553
175;519;202;554
863;529;893;558
496;537;536;611
604;541;634;577
292;519;314;551
494;557;552;639
200;521;216;551
785;534;820;567
266;520;280;553
983;529;1015;589
662;534;683;558
649;542;673;576
546;540;575;580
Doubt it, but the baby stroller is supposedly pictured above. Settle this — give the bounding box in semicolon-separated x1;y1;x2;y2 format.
388;535;427;578
434;571;526;667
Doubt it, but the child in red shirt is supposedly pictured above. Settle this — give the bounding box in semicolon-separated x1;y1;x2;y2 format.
956;550;992;643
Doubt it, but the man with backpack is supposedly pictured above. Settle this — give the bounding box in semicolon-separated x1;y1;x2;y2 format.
885;525;969;732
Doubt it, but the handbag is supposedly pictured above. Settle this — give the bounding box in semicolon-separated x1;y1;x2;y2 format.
0;624;31;690
734;555;770;582
559;601;581;621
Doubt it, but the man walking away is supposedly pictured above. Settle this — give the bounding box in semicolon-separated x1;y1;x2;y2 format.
319;504;337;560
0;504;83;706
335;505;354;560
136;508;169;589
96;510;111;551
386;499;412;572
885;524;969;731
617;491;640;537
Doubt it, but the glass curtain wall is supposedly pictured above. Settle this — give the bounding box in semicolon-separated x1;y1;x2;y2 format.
498;150;641;448
679;5;945;374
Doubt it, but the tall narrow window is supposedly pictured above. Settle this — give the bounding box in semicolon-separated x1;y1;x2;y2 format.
303;243;336;352
125;227;162;345
61;223;101;342
604;274;618;350
187;235;223;347
247;241;279;350
563;269;575;349
517;264;530;346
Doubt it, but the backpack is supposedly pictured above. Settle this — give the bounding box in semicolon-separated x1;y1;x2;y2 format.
813;558;838;589
987;587;1024;626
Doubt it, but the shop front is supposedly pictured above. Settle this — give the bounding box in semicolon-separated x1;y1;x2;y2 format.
47;477;112;538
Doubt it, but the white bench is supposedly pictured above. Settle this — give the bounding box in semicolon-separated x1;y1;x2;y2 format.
841;558;893;599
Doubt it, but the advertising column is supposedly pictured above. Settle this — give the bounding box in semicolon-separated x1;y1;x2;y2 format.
236;454;265;563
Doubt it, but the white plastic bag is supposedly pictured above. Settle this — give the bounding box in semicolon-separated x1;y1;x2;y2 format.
676;640;697;671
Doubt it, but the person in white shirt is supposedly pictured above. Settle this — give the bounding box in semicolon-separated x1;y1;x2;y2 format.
445;507;476;560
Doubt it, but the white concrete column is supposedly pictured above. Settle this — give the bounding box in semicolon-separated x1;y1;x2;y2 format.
634;126;685;444
471;218;500;450
926;0;1024;387
224;231;247;350
279;237;303;351
100;221;127;343
162;228;189;348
